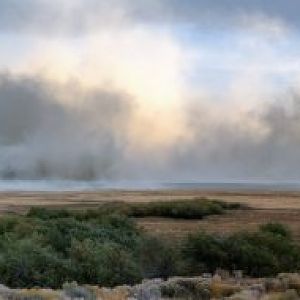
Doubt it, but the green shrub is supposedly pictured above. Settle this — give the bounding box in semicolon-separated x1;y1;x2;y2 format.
129;199;226;219
27;207;72;220
0;238;72;288
36;215;140;254
180;224;300;278
0;210;143;288
260;223;292;239
0;216;21;235
27;199;244;221
70;239;141;286
78;199;243;220
181;232;227;274
137;236;179;279
224;233;280;276
0;205;297;289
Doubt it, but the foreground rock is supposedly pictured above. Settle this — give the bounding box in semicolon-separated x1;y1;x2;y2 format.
0;273;300;299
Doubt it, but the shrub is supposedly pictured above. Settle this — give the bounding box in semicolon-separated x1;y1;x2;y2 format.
181;224;300;277
227;226;300;275
70;240;141;286
37;215;140;254
181;232;227;274
137;236;179;279
260;223;292;239
224;233;280;276
129;199;226;219
70;198;243;221
0;238;72;288
0;205;297;289
27;207;72;220
0;216;21;235
0;210;143;288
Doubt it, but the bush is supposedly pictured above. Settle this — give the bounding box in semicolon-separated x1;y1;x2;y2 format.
0;205;297;289
0;238;72;288
224;233;280;276
46;198;243;221
181;233;227;274
69;240;141;286
138;236;179;279
27;207;72;220
0;216;20;235
260;223;292;239
36;215;140;254
181;223;300;277
0;210;143;288
129;199;232;219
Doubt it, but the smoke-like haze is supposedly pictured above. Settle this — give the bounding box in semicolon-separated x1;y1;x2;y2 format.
1;1;300;182
1;72;300;181
0;73;133;180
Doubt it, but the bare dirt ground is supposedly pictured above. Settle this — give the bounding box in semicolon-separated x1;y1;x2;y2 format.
1;189;300;240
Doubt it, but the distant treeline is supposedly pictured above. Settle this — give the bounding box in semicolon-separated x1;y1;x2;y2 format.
0;200;298;288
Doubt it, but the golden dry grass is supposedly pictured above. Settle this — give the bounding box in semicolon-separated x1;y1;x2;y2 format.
1;189;300;241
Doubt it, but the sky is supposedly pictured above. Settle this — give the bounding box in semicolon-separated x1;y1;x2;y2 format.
0;0;300;182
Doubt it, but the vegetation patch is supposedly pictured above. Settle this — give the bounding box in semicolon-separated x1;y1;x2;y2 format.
28;198;245;220
182;223;300;277
0;204;297;289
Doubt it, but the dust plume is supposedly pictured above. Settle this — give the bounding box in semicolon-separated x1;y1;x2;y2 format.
1;0;300;182
0;73;132;180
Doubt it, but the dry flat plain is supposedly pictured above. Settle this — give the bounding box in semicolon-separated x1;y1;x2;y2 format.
1;189;300;241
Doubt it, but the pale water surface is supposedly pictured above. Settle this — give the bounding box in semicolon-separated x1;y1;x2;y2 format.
1;180;300;192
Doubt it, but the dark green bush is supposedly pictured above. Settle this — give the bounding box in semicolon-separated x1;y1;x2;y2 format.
181;223;300;277
83;199;243;220
260;222;291;238
69;239;141;286
181;233;227;274
0;205;297;289
37;216;140;254
27;198;244;221
129;199;226;219
0;216;21;235
137;236;179;279
224;233;280;276
27;207;72;220
0;210;143;288
0;238;73;288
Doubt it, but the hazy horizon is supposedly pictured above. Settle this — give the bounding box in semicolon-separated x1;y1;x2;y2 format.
1;1;300;183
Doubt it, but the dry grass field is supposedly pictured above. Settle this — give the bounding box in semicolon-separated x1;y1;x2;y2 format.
1;189;300;241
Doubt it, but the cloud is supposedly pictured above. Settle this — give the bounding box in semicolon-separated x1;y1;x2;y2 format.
1;1;300;182
0;0;299;35
0;72;133;180
1;72;300;181
162;91;300;181
0;0;128;35
141;0;300;32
